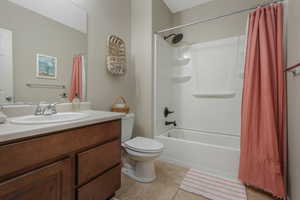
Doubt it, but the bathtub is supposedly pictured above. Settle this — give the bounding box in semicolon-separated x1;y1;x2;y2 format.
155;129;240;180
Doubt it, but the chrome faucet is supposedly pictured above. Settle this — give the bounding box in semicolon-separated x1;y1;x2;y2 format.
34;103;58;116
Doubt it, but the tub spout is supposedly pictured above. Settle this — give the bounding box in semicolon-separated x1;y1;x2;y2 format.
165;121;177;126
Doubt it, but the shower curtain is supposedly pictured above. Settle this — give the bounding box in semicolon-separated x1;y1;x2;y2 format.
69;56;83;101
239;4;286;198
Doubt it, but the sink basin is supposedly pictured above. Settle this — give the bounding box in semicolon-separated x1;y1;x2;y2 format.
10;112;90;125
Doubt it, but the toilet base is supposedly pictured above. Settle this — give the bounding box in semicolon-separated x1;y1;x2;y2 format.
122;161;156;183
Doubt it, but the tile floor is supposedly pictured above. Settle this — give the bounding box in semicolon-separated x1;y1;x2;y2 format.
115;161;276;200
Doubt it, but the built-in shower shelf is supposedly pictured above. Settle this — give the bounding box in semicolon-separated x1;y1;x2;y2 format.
174;58;191;66
171;75;192;83
193;92;236;98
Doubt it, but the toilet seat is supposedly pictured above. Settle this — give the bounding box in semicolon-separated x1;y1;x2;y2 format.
124;137;164;153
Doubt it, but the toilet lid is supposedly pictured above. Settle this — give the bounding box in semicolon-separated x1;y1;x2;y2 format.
124;137;164;153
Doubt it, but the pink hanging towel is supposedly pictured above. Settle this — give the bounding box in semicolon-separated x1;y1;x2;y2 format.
69;56;83;101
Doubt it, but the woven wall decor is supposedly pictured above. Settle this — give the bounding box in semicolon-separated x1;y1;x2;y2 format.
107;35;127;75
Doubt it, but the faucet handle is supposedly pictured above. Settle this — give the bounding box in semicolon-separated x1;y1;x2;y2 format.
50;103;58;114
46;103;58;115
51;102;59;106
34;103;44;116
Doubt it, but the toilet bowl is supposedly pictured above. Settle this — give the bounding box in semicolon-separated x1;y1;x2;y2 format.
121;114;164;183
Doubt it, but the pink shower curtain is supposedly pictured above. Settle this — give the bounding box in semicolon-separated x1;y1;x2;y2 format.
239;4;286;198
69;56;83;101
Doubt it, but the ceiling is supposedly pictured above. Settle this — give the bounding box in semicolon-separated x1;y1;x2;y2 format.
163;0;215;13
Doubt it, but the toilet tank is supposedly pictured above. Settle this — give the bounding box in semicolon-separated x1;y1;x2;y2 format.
121;113;135;142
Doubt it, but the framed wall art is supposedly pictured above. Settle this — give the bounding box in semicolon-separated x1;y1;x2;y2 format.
36;54;57;79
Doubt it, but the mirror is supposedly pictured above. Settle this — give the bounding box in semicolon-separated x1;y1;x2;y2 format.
0;0;88;105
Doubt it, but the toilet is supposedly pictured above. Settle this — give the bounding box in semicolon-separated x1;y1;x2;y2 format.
121;113;164;183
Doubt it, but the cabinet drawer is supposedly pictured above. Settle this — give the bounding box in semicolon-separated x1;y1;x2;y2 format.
77;165;121;200
0;120;121;179
77;139;121;185
0;159;72;200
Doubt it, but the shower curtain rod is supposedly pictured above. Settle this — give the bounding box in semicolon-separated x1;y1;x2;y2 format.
156;0;285;34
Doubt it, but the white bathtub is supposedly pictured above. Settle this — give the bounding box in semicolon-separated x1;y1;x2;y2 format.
155;129;240;180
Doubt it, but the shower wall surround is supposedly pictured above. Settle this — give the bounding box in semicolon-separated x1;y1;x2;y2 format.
155;35;245;136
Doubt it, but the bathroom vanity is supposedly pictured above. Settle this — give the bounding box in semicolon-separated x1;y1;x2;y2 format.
0;110;124;200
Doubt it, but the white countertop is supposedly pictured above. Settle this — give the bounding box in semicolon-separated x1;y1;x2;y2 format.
0;110;125;143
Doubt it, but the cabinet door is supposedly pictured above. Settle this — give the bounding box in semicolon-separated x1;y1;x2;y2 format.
0;159;72;200
78;165;121;200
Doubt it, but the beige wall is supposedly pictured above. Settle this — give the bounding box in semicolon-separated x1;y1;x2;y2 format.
0;0;87;103
152;0;173;32
131;0;153;138
74;0;135;112
72;0;156;138
287;0;300;199
171;0;263;44
130;0;173;138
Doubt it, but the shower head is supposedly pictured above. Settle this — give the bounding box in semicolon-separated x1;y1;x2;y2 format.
164;33;183;44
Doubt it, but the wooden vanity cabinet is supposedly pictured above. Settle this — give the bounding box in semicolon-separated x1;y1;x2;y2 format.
0;120;122;200
0;159;72;200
